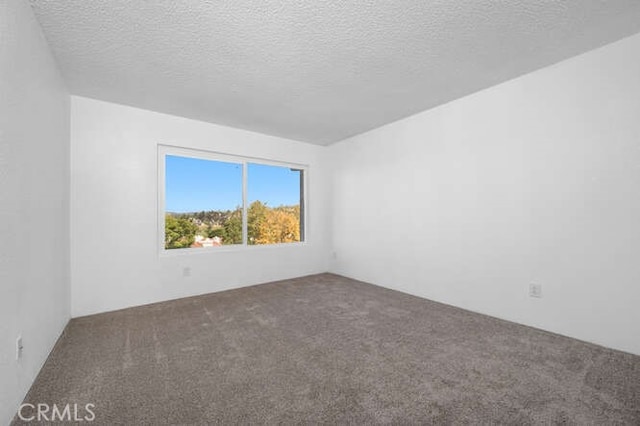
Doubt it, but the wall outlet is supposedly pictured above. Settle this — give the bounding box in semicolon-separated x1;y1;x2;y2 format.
331;251;337;260
16;335;23;360
529;283;542;298
182;267;191;277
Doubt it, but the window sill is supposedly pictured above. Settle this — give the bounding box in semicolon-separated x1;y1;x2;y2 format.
159;241;309;257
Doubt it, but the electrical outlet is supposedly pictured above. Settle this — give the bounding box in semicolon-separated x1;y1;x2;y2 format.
529;283;542;298
16;335;23;360
331;251;337;260
182;267;191;277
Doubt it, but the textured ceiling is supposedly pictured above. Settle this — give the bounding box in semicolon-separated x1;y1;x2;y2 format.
30;1;640;145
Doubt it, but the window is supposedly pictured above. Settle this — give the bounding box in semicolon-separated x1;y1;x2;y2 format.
159;146;306;252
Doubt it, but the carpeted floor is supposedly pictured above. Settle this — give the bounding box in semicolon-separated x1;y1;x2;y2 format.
14;273;640;424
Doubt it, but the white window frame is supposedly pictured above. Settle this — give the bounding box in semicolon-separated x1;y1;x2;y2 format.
158;144;308;256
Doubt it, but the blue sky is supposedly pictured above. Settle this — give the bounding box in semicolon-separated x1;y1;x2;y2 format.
165;155;301;212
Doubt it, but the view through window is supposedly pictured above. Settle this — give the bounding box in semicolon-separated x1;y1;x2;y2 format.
162;150;304;250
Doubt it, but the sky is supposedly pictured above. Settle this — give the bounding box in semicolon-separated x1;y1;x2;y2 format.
165;155;302;212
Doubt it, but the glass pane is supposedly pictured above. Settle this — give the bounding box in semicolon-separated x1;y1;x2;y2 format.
165;155;243;249
247;163;303;245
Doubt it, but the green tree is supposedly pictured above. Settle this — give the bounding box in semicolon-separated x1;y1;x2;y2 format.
206;226;225;239
165;214;198;249
222;208;243;244
247;200;269;244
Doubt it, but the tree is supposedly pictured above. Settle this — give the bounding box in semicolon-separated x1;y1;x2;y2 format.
255;209;300;244
206;226;225;239
165;203;300;248
222;208;243;244
247;200;268;244
165;214;198;249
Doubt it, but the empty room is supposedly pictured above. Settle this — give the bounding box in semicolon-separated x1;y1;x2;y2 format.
2;0;640;424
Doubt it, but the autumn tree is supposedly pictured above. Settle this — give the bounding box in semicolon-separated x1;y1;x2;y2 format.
246;201;300;245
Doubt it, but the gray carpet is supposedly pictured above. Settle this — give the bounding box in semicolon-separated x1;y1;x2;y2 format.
14;273;640;424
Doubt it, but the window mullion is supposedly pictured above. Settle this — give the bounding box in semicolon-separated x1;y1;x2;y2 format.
242;161;248;246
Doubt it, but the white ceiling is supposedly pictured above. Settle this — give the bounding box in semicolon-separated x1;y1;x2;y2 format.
30;1;640;145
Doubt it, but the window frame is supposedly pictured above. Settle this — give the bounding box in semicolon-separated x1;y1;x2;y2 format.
158;144;308;256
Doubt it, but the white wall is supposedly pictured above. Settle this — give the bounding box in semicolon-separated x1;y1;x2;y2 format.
0;0;70;422
329;32;640;355
71;96;331;317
